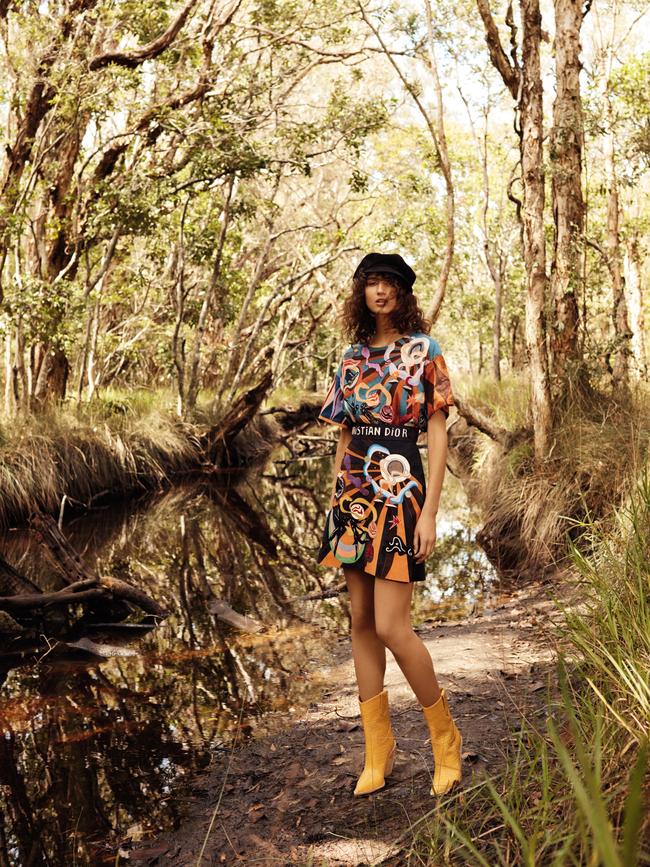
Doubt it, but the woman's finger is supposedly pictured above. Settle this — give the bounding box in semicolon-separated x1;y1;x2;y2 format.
415;535;435;563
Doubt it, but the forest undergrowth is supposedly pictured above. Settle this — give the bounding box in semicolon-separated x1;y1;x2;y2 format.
0;389;206;527
397;457;650;865
456;372;650;578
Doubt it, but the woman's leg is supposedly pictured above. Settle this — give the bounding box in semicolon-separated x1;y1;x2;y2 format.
343;565;386;701
373;579;441;707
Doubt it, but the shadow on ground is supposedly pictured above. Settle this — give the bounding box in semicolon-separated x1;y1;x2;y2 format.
126;574;573;865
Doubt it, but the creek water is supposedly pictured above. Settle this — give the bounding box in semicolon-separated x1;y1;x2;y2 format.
0;435;497;865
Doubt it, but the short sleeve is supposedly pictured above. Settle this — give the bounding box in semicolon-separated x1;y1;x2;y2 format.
318;356;351;429
423;339;455;420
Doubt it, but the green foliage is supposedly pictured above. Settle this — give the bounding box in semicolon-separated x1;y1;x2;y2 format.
324;80;392;158
402;464;650;865
0;0;646;415
3;277;79;348
250;0;302;27
115;0;176;42
349;167;368;193
609;52;650;167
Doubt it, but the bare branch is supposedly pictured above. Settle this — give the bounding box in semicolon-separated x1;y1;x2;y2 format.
475;0;520;98
89;0;200;70
454;395;525;447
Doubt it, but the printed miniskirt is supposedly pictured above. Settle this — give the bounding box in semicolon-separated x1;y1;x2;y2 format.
316;423;427;582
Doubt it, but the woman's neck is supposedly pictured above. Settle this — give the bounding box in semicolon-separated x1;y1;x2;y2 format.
370;315;406;346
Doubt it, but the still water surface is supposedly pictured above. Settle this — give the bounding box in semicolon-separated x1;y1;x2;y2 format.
0;438;497;864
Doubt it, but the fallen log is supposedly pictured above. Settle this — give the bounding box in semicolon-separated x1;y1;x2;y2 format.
453;394;530;449
0;575;167;618
0;553;42;596
202;368;273;466
260;400;326;435
292;581;347;602
0;512;169;621
272;391;531;450
0;611;23;635
63;637;140;658
208;598;263;632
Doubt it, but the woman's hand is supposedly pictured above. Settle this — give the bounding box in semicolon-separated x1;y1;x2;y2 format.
413;512;437;564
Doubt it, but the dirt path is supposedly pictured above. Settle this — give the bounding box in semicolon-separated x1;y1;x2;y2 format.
128;571;577;866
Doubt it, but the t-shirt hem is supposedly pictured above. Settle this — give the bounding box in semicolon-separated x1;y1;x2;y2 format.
427;400;454;420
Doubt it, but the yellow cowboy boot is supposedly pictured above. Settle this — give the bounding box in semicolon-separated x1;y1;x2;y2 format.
421;687;463;795
353;688;397;796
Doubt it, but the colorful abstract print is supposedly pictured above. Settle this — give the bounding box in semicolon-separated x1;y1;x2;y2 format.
316;333;455;582
318;333;454;432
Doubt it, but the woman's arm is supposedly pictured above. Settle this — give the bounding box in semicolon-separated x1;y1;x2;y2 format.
413;409;448;563
329;425;352;504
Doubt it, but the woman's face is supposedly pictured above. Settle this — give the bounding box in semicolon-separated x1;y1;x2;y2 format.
364;274;398;317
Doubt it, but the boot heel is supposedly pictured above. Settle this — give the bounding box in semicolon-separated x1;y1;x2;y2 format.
385;741;396;776
421;687;463;796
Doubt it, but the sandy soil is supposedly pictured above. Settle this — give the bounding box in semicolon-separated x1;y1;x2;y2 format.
126;570;579;866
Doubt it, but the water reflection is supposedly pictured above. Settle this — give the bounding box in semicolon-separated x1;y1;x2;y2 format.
0;437;496;864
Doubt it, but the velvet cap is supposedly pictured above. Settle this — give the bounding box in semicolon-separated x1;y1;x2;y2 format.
353;252;416;292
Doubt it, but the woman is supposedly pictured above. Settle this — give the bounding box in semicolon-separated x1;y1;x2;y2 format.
316;251;463;797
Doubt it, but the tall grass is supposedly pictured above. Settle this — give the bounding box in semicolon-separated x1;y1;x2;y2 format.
459;374;650;574
0;395;203;527
407;463;650;865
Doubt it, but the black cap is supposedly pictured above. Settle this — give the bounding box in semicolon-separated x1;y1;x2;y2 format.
353;252;416;293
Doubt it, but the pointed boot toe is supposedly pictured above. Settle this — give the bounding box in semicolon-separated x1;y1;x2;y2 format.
421;687;463;796
353;688;396;796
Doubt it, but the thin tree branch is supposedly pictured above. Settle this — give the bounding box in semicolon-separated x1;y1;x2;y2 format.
89;0;200;70
475;0;520;98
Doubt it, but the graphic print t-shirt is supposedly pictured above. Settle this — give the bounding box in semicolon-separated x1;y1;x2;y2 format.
318;332;454;433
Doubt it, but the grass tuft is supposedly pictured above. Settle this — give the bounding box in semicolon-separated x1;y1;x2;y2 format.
459;375;650;575
405;461;650;865
0;400;203;527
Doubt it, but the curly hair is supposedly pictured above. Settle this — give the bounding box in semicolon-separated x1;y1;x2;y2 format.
340;270;431;346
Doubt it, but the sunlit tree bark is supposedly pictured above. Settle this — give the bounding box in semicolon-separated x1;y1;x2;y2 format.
476;0;552;460
549;0;586;395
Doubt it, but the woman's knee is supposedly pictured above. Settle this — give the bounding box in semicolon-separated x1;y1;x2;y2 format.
375;622;414;653
350;608;377;635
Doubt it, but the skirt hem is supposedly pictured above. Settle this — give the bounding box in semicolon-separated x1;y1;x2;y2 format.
315;552;426;583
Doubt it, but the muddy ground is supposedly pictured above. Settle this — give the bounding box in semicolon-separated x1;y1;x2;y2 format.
125;569;580;866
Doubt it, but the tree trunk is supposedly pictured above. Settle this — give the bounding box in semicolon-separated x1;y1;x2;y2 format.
3;335;13;416
457;85;503;380
623;230;646;380
549;0;585;395
510;316;520;370
0;0;95;289
32;117;91;405
492;267;503;381
85;295;103;402
185;177;235;413
33;347;69;404
519;0;553;458
219;230;274;396
423;0;455;322
604;124;631;387
14;322;27;410
476;0;553;459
